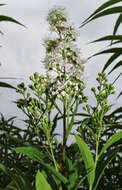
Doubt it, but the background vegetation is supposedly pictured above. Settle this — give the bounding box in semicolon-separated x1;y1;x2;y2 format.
0;1;122;190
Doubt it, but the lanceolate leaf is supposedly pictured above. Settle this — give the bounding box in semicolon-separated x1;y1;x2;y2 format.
108;60;122;75
81;0;122;26
99;131;122;157
89;47;122;59
0;82;16;89
13;146;68;184
36;170;52;190
89;7;122;21
113;13;122;35
81;1;122;27
74;134;95;186
112;72;122;84
90;35;122;43
0;4;6;6
102;52;121;73
0;15;26;27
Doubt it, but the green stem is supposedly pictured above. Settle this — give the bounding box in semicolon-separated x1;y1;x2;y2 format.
66;99;70;142
49;141;58;171
62;100;66;165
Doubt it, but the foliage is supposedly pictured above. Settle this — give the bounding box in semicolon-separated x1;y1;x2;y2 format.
80;0;122;80
0;3;25;89
0;4;122;190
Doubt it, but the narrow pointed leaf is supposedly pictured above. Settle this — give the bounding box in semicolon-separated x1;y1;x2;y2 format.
13;146;68;184
0;15;26;27
0;4;6;6
66;103;78;139
117;91;122;99
89;48;122;59
81;0;122;27
74;134;95;186
112;72;122;84
82;7;122;27
109;107;122;116
111;40;122;45
108;60;122;75
90;7;122;20
99;131;122;157
90;35;122;43
0;81;16;89
102;52;121;72
36;170;52;190
113;13;122;35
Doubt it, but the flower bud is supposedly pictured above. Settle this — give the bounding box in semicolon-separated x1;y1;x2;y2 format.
34;72;39;80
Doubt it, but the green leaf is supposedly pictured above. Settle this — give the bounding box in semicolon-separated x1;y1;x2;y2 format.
3;181;17;190
94;150;117;190
81;0;122;27
0;4;6;6
0;163;33;190
0;163;7;173
102;52;121;73
89;6;122;21
113;13;122;35
36;170;52;190
117;91;122;99
108;60;122;75
89;47;122;60
109;107;122;116
92;47;122;56
0;15;26;27
74;134;95;186
66;102;78;139
65;157;78;189
0;81;16;89
99;131;122;157
13;146;68;184
112;72;122;84
90;35;122;43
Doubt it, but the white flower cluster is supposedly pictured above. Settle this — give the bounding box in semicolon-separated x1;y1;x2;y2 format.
43;8;85;99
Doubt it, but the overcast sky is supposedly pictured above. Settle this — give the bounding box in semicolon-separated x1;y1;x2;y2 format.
0;0;121;121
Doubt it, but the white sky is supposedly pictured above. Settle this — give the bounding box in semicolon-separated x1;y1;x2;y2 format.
0;0;121;120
